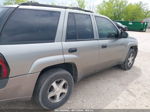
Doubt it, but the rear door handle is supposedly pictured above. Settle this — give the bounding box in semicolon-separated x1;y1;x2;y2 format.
68;48;77;53
101;45;107;48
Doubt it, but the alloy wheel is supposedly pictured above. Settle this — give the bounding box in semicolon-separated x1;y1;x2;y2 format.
48;79;68;103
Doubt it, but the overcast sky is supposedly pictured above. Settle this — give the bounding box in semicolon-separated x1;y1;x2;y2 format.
0;0;150;10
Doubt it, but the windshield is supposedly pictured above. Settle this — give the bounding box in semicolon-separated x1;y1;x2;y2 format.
116;22;125;27
117;22;122;26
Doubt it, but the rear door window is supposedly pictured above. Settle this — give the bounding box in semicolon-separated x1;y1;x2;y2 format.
66;13;94;41
0;9;60;44
66;13;77;40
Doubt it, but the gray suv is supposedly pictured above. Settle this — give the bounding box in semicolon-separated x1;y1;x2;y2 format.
0;2;138;110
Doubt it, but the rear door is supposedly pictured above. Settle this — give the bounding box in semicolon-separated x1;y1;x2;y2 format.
94;16;126;68
62;11;100;80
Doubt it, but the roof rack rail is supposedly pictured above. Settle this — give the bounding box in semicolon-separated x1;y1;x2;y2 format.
20;2;93;13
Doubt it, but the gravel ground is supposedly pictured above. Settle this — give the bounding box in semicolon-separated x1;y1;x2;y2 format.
0;31;150;111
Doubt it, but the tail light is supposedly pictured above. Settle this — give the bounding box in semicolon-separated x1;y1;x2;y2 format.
0;53;10;79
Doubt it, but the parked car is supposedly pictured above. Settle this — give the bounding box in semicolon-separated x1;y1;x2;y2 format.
0;2;138;110
115;22;128;31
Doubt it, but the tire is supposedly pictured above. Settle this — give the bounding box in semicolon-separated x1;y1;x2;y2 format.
33;68;74;110
120;49;137;70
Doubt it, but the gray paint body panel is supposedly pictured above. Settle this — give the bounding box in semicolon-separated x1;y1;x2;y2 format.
0;6;138;101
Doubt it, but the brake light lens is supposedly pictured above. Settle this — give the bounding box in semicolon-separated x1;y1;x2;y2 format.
0;54;10;79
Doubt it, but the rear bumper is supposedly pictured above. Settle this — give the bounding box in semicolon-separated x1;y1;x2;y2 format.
0;79;8;89
0;72;39;101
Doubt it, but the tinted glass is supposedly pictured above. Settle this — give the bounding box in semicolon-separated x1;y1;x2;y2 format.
0;7;9;25
66;13;77;40
0;7;8;17
0;9;60;44
95;16;118;39
66;13;94;41
75;14;94;40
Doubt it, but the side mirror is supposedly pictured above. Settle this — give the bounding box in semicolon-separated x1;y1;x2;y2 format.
119;30;128;38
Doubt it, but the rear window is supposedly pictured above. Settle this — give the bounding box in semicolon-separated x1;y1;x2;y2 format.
0;9;60;44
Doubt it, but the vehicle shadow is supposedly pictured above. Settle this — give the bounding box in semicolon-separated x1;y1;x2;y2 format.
59;66;141;109
0;66;141;111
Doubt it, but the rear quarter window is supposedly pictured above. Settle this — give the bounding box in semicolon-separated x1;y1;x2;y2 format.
0;7;9;18
0;7;9;29
0;9;60;44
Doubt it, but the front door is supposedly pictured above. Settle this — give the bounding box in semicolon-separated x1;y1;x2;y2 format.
95;16;126;69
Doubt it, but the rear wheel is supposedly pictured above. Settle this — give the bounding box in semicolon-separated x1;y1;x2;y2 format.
33;68;74;110
121;49;137;70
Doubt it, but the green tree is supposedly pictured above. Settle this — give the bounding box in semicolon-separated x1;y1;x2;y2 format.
76;0;86;9
144;10;150;19
96;0;150;21
97;0;127;20
4;0;28;5
123;2;150;21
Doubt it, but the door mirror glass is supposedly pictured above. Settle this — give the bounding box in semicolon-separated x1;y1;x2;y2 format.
120;31;128;38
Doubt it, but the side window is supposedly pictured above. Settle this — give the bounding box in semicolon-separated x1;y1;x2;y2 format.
66;13;77;40
0;9;60;44
66;13;94;41
75;14;94;40
0;7;8;20
0;7;9;31
95;16;118;39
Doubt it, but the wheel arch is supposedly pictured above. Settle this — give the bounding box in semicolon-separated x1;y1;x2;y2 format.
39;63;78;83
32;63;78;98
130;45;138;57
